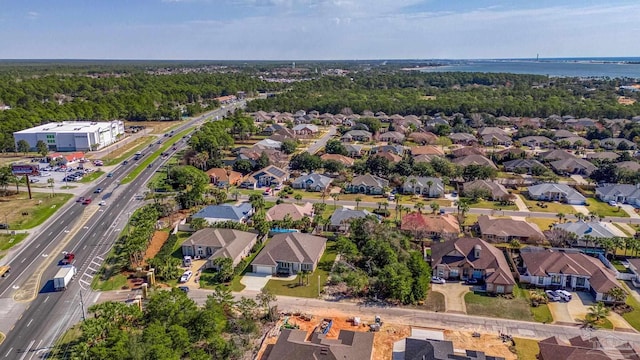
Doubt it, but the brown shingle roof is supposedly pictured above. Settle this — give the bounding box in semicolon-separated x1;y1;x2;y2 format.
400;213;460;235
538;336;639;360
320;153;355;166
453;154;497;169
477;215;545;242
431;237;515;285
410;145;445;156
266;202;313;221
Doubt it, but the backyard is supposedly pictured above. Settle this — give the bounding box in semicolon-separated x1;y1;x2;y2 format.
263;240;337;298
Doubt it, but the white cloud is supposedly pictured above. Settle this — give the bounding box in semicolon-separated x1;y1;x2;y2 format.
26;11;39;20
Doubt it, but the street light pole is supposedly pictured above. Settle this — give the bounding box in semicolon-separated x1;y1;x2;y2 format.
318;275;320;298
79;290;86;321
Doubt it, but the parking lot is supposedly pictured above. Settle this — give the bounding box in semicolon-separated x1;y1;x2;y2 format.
29;161;103;189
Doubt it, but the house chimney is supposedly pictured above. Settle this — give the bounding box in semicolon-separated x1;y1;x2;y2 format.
474;244;481;258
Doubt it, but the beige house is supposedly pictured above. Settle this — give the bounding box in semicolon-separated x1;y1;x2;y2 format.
251;233;327;275
181;228;258;269
476;215;545;244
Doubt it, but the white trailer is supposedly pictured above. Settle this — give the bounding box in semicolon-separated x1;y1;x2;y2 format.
53;265;77;291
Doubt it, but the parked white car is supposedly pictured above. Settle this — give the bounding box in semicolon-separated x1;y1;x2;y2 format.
608;200;617;207
545;290;561;302
179;271;193;283
555;289;573;301
431;276;446;284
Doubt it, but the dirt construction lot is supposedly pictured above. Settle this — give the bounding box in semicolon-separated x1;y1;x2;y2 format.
125;121;181;134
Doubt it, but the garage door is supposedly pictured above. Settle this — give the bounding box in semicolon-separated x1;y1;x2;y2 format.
253;265;273;274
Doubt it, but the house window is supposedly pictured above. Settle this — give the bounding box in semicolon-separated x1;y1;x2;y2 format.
576;277;586;287
450;269;459;278
538;276;544;285
551;275;561;284
496;285;505;294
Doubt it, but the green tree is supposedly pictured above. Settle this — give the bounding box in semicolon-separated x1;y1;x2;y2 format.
233;159;253;175
211;257;234;283
325;139;347;155
36;140;48;156
280;139;298;154
17;140;30;155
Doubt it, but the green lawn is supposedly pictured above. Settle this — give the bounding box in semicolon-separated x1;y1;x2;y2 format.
102;136;156;166
48;324;83;359
521;198;577;214
11;193;73;230
91;273;128;291
585;198;629;218
527;217;557;232
121;128;192;184
462;213;479;226
614;223;635;237
465;285;549;322
0;233;28;251
530;303;553;323
513;337;540;360
621;281;640;331
263;240;337;298
468;200;518;211
78;171;105;183
422;290;445;312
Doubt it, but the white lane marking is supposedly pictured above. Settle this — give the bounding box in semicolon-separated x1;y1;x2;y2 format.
48;231;52;236
26;319;33;327
43;296;49;303
35;243;41;248
17;340;34;360
29;340;43;360
5;348;13;358
21;258;26;263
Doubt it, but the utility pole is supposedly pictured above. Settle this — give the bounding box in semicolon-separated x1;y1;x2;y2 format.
318;275;321;298
79;290;86;321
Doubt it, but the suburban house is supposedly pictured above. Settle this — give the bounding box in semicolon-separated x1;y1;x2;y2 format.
502;159;546;174
478;127;508;137
413;154;440;164
453;154;497;169
345;174;389;195
549;158;597;176
596;183;640;206
291;173;333;192
320;153;355;167
254;138;282;150
449;132;478;145
481;133;512;147
553;129;577;139
373;151;402;163
599;137;636;150
379;131;405;143
370;144;405;156
407;131;438;145
463;180;512;201
410;145;445;157
341;130;372;142
251;233;327;275
344;144;364;157
431;237;516;294
393;336;505;360
520;247;624;302
538;336;640;360
205;168;243;187
451;146;485;158
267;329;374;360
400;213;460;239
476;215;545;244
401;176;444;197
181;228;258;268
191;202;253;224
616;161;640;172
519;136;555;148
586;152;620;161
266;202;314;222
329;208;378;232
291;124;319;136
538;149;576;162
554;220;624;254
251;165;289;187
561;136;590;147
527;183;586;205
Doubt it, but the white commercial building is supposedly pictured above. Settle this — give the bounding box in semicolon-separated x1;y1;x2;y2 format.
14;121;125;152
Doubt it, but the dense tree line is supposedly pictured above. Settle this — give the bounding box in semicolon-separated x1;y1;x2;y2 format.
109;204;160;272
246;72;640;119
0;73;280;152
63;287;275;359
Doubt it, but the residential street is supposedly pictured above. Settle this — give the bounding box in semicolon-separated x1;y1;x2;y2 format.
97;288;640;346
306;126;337;154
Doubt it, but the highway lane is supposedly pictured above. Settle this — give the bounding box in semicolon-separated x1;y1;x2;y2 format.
0;103;244;356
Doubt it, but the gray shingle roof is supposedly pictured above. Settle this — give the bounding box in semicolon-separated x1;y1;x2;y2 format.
192;203;253;222
292;173;333;189
184;228;257;261
330;208;375;226
554;220;621;239
528;183;586;202
252;233;327;267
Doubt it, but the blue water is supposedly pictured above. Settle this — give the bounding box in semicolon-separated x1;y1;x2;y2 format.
418;57;640;79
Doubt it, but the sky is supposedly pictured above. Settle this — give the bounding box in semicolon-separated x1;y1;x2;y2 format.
0;0;638;60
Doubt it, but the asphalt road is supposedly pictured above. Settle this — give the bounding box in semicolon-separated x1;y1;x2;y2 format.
306;126;337;154
0;103;241;358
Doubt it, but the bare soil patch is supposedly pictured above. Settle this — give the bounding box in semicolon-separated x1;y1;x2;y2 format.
143;231;169;264
619;96;637;105
444;330;517;360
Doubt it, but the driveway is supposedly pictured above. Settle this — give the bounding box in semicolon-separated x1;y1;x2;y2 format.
431;281;470;314
240;273;271;291
547;300;576;324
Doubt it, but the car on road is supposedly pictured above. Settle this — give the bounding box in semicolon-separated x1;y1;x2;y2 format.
107;172;113;177
82;198;92;205
387;194;395;201
609;200;617;207
178;286;189;293
29;178;40;183
545;290;561;302
179;271;193;283
76;197;85;203
156;140;162;144
93;160;103;166
123;160;129;165
39;172;51;177
94;188;103;193
98;200;106;206
431;276;446;284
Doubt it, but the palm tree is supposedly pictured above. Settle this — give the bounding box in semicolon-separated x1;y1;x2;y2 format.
588;211;597;222
231;189;240;201
355;196;362;210
585;302;610;327
414;201;424;213
556;212;565;223
426;180;434;198
457;198;470;221
397;205;407;222
47;177;55;197
320;189;328;204
331;193;340;208
294;193;303;204
509;239;521;256
607;287;627;304
430;202;440;214
409;178;418;195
